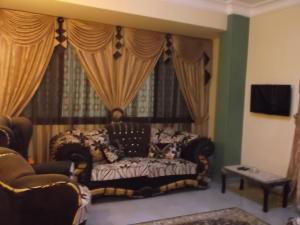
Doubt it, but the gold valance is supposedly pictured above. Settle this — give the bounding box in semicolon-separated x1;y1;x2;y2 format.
0;9;56;116
0;9;56;45
65;19;115;52
124;28;165;59
173;35;207;63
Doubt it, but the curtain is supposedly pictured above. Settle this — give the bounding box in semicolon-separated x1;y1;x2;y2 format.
66;19;165;111
287;87;300;203
126;72;155;117
155;57;191;119
23;45;108;124
22;47;64;123
172;35;212;136
0;9;56;116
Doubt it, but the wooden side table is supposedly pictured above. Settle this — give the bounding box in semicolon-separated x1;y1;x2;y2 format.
221;165;290;212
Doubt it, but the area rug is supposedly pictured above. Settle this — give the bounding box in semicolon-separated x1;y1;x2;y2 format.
133;207;269;225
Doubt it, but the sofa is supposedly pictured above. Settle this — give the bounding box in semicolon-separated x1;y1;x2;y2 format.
50;123;214;199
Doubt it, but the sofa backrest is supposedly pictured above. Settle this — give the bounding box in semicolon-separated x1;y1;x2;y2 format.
150;127;198;144
106;123;150;157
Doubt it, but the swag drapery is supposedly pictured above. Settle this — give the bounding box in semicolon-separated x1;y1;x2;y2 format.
65;18;212;137
0;9;212;162
0;9;56;116
66;19;165;111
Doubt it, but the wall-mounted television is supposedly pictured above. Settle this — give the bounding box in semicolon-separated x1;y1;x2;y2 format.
250;84;291;116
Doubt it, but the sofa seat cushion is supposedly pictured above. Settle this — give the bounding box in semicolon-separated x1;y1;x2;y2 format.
91;157;197;181
91;158;149;181
147;158;197;178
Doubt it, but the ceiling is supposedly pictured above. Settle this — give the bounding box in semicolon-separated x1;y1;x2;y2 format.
166;0;300;16
0;0;299;39
216;0;276;6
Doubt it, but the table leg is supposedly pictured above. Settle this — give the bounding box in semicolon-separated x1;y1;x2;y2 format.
282;181;290;208
240;178;244;190
221;173;226;193
262;186;270;212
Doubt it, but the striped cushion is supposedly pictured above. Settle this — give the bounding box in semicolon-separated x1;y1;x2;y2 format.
91;157;196;181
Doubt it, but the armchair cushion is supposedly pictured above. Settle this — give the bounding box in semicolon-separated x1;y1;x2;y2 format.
0;149;34;185
32;161;73;176
102;143;125;163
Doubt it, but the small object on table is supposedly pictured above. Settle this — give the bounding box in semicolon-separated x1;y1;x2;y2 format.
221;165;290;213
237;166;249;171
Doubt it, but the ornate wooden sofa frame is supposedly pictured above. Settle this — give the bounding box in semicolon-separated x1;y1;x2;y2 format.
50;123;214;200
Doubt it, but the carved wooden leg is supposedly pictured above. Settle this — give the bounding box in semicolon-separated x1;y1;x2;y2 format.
262;185;270;212
240;178;244;190
282;181;290;208
221;172;226;193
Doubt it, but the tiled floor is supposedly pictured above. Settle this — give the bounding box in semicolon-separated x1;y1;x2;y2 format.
86;181;299;225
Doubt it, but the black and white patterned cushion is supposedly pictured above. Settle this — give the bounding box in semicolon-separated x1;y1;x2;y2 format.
102;144;125;163
50;128;109;162
148;143;178;159
150;128;198;158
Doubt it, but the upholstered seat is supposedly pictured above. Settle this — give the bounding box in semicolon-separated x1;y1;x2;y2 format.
91;157;197;181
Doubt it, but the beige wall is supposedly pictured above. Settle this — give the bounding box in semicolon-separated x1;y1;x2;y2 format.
241;5;300;176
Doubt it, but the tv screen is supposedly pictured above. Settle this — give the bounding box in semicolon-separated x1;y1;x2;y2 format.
250;84;291;116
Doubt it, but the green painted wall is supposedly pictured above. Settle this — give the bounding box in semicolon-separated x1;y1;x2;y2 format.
213;14;249;178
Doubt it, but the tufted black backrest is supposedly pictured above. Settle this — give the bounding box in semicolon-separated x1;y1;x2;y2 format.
106;123;150;157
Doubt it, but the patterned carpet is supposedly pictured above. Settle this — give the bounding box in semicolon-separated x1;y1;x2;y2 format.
133;207;269;225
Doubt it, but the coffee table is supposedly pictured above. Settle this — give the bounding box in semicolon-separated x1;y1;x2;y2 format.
221;165;290;212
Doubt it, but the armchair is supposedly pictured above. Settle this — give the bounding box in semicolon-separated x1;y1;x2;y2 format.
0;115;74;176
0;147;81;225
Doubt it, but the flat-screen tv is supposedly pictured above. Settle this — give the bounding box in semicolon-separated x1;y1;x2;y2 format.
250;84;291;116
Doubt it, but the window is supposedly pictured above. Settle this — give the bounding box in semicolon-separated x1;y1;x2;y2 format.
23;45;192;124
